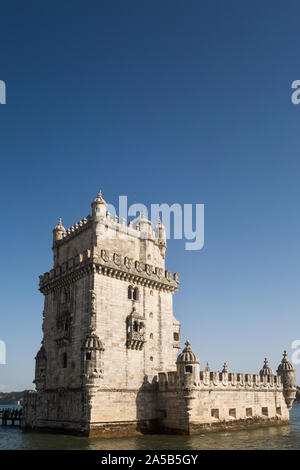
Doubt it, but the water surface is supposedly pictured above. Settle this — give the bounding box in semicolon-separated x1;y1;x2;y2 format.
1;405;300;450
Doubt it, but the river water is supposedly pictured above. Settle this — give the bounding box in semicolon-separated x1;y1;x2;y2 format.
1;405;300;450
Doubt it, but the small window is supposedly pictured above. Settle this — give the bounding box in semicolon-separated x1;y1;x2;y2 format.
149;312;153;318
86;352;91;361
185;365;193;373
229;408;236;418
276;407;281;415
62;352;67;369
128;286;133;299
173;332;179;341
211;409;219;419
246;408;252;417
150;356;153;361
150;333;153;339
133;321;139;332
133;287;139;301
262;407;268;416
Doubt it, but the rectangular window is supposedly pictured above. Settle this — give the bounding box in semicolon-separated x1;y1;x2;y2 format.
276;407;281;415
229;408;236;418
262;407;268;416
185;365;193;373
211;409;219;419
246;408;252;417
62;352;67;369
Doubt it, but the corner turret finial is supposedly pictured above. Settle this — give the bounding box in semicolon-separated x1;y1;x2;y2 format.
93;190;107;206
259;357;274;376
205;361;210;372
54;217;66;232
185;340;191;348
222;362;228;373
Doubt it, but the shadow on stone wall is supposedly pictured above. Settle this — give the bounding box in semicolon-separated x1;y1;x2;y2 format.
136;375;159;434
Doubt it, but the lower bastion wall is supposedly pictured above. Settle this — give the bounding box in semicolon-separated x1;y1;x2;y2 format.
89;388;158;437
22;368;291;437
157;371;290;434
22;389;90;435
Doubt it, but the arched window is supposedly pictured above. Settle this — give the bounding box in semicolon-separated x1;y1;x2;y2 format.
133;287;139;301
128;286;133;299
133;321;139;332
86;352;91;361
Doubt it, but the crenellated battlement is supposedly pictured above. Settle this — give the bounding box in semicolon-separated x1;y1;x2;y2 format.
39;247;179;292
53;211;165;247
158;370;282;391
55;215;92;244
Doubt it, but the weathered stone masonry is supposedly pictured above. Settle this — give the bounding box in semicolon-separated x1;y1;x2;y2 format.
22;191;296;436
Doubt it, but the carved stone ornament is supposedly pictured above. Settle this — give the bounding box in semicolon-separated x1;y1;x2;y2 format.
90;289;96;315
135;260;142;272
113;253;121;266
145;264;152;276
155;267;163;278
101;249;109;262
124;256;132;269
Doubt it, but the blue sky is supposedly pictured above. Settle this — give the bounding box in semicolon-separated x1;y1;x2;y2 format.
1;0;300;390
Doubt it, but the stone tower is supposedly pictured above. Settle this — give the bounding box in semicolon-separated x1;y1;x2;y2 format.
23;190;181;436
22;189;296;437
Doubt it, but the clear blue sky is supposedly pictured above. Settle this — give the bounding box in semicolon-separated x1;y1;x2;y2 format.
1;0;300;391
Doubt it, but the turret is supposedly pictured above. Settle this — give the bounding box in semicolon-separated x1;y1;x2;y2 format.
259;358;274;376
176;340;200;388
52;218;66;245
138;211;153;239
155;217;167;258
81;332;104;387
91;190;107;220
277;350;296;410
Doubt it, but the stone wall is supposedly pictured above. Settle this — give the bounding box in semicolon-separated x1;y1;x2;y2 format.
157;370;290;434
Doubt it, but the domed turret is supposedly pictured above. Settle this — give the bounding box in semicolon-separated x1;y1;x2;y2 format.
91;190;107;219
259;358;274;376
177;340;200;386
81;332;104;384
53;218;66;244
83;332;104;351
136;211;153;239
277;350;296;410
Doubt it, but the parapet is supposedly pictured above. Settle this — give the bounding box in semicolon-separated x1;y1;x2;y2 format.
53;216;92;247
53;210;167;247
39;248;179;293
158;369;283;392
